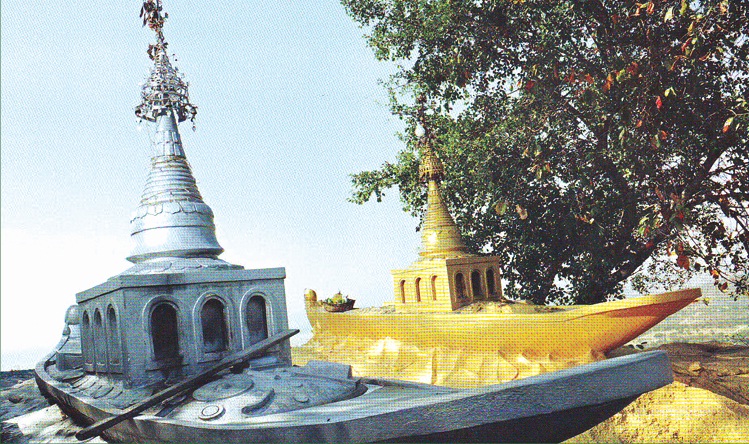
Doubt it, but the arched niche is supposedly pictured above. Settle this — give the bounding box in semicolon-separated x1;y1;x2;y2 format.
150;302;180;362
245;295;268;347
455;272;467;300
471;270;484;300
486;268;497;298
200;298;228;354
415;277;422;302
81;311;94;371
93;309;107;372
431;275;438;301
399;280;406;303
106;305;122;372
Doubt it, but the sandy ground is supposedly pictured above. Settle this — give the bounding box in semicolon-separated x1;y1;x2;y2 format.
566;381;749;443
2;342;747;443
567;342;749;442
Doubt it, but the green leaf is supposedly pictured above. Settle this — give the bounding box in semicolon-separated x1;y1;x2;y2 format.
664;7;674;22
494;201;508;215
637;216;650;236
723;116;734;133
652;134;661;148
680;0;689;15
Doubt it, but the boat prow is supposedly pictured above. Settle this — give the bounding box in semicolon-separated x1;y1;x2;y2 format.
561;288;701;351
296;288;701;387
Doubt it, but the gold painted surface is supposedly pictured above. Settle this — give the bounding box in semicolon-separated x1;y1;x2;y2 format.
420;181;470;259
391;144;506;311
417;145;470;259
294;288;701;388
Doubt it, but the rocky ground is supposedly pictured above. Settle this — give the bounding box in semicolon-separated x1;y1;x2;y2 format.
1;342;747;443
0;370;102;443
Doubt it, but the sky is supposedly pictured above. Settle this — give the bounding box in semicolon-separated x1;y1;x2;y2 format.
3;1;743;372
1;1;422;370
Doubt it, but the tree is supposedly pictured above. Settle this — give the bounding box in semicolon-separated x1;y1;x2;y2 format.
345;0;748;304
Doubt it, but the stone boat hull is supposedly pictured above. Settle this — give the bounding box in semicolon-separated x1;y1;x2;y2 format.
298;289;700;387
36;350;673;443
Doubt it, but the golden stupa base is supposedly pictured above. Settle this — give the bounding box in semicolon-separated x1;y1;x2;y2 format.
294;288;701;388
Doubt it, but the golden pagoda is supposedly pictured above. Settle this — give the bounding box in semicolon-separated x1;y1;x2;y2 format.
390;131;502;312
296;119;700;388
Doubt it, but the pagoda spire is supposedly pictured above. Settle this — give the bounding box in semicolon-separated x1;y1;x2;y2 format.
124;1;238;274
415;116;470;259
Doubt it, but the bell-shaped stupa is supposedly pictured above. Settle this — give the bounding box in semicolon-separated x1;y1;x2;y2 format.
123;5;239;274
417;135;470;259
65;1;290;385
390;118;502;312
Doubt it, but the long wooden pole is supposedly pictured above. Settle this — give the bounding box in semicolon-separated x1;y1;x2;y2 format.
75;329;299;441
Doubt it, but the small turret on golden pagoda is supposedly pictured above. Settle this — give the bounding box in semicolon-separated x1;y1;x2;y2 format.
391;124;503;312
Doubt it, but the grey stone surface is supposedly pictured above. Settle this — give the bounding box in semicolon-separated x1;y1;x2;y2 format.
71;267;290;385
36;348;674;442
1;378;53;443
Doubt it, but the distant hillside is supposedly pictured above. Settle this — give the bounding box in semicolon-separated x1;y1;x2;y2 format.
627;287;749;348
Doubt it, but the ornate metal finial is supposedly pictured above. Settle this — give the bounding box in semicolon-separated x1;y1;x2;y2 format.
135;0;197;126
417;136;446;183
140;0;166;36
415;98;445;183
